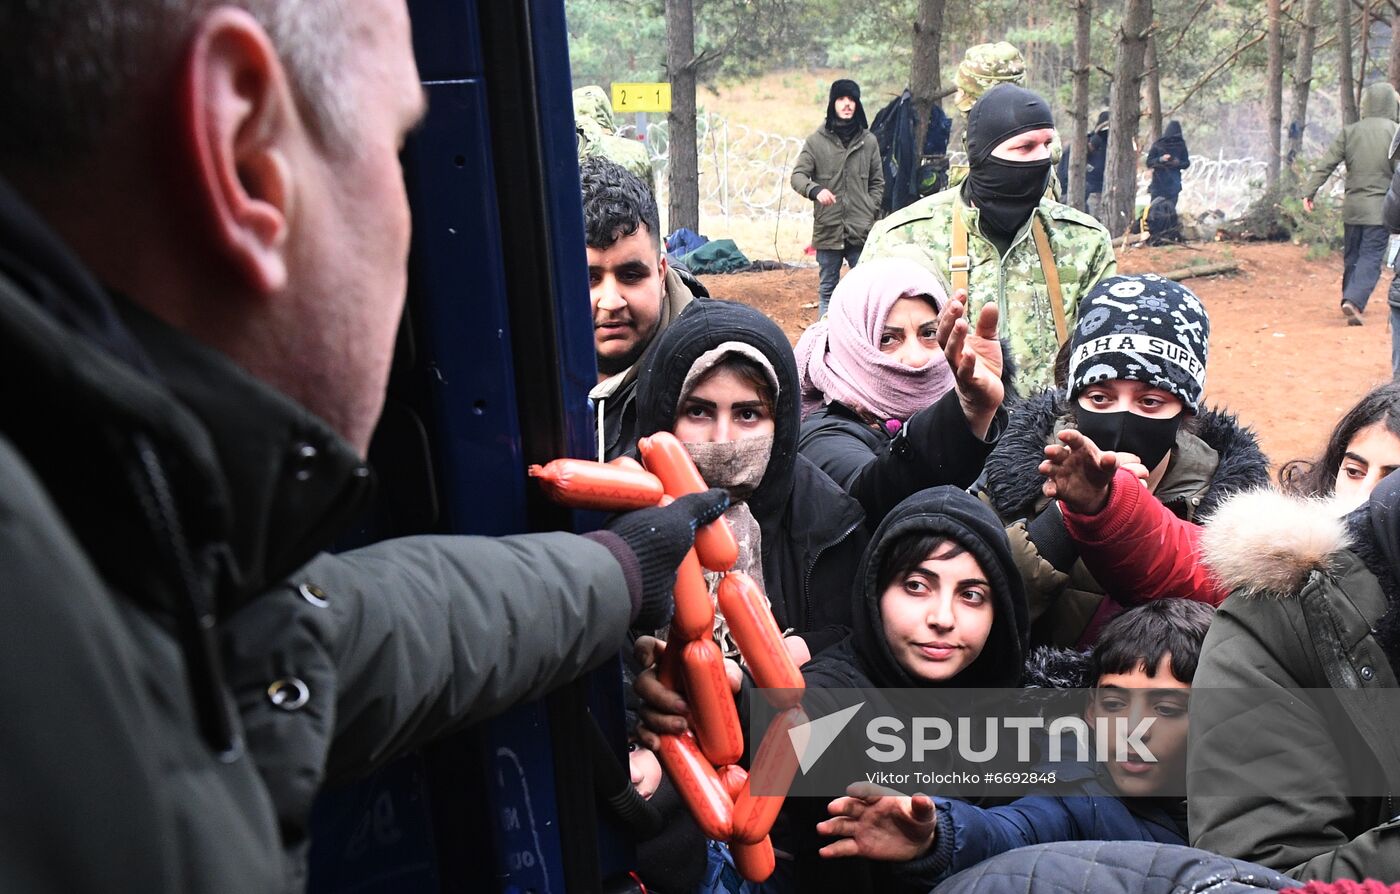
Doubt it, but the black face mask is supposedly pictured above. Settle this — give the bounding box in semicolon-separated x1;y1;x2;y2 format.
1072;405;1182;472
963;156;1051;244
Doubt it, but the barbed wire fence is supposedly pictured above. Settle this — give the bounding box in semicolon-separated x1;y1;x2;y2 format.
636;112;1278;255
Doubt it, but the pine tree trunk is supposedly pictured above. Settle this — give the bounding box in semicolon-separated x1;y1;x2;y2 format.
1069;0;1093;211
1101;0;1153;237
1266;0;1283;189
1145;34;1163;144
1339;0;1359;123
665;0;699;232
910;0;947;164
1287;0;1320;167
1390;11;1400;89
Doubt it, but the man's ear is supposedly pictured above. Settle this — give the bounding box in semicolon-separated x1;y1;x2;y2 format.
657;251;668;283
178;8;296;295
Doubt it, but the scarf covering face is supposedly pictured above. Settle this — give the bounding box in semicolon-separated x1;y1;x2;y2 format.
795;258;956;424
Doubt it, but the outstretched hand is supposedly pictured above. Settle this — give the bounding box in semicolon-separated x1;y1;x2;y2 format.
937;289;1004;439
631;635;742;751
1040;428;1131;515
816;782;938;862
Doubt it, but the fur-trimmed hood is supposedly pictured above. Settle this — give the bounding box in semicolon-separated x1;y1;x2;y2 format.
1200;489;1353;598
981;390;1270;521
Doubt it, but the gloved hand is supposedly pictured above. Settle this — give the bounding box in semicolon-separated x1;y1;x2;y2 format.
590;488;730;629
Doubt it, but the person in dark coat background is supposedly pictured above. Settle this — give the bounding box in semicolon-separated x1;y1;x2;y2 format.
1058;110;1110;220
791;79;885;317
1146;120;1191;207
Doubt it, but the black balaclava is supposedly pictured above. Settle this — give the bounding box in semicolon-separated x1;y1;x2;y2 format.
961;84;1056;246
850;486;1029;689
826;78;868;146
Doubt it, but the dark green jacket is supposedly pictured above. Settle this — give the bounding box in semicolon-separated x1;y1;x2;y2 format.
0;178;635;891
791;126;884;250
1193;488;1400;881
1301;82;1400;225
977;391;1268;648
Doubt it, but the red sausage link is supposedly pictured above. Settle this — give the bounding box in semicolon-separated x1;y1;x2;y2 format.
655;731;735;841
717;765;748;802
731;836;776;882
681;639;744;766
717;572;804;707
638;432;739;571
607;456;646;472
731;706;807;844
670;549;714;643
527;458;663;511
656;638;685;692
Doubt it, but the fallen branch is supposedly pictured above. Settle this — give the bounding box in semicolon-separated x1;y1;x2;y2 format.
1159;261;1240;279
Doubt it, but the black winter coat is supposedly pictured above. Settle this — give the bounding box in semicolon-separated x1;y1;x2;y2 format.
635;299;868;655
0;176;641;892
797;391;1004;533
1147;121;1191;201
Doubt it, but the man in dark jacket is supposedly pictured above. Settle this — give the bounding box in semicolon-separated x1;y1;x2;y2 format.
1193;473;1400;881
582;157;703;459
0;3;726;891
1302;82;1400;326
792;79;885;317
1381;130;1400;377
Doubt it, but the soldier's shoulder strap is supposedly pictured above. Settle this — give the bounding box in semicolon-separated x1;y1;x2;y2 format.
1031;216;1068;347
950;205;970;295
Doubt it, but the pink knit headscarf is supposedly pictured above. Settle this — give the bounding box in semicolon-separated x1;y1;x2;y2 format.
795;258;956;425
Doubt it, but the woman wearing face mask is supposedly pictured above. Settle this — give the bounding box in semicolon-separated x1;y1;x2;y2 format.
863;84;1116;393
1279;381;1400;509
634;299;868;664
976;274;1270;648
794;258;1009;528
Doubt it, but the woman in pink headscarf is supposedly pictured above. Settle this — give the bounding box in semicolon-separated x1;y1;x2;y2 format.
794;257;1008;526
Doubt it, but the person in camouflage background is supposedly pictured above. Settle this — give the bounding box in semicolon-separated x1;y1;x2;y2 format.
574;85;656;193
948;42;1062;198
865;85;1115;393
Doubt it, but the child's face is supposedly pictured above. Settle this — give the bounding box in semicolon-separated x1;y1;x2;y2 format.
629;741;662;800
879;547;995;683
1085;653;1191;798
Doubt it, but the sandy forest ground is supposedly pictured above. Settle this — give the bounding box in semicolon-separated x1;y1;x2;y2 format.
697;241;1394;470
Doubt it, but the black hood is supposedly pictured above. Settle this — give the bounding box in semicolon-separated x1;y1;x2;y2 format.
1150;121;1189;163
965;84;1055;166
1348;469;1400;675
635;299;800;521
825;78;869;134
850;486;1029;688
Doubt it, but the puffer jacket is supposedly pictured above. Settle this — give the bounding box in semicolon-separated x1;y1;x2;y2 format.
1192;482;1400;881
0;176;640;891
977;390;1269;647
930;841;1302;894
791;125;885;250
1302;82;1400;225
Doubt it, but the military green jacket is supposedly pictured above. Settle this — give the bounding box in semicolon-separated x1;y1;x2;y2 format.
790;126;884;250
1301;82;1399;226
574;86;656;193
863;189;1115;392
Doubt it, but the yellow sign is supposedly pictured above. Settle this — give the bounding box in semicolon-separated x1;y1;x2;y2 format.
612;82;671;113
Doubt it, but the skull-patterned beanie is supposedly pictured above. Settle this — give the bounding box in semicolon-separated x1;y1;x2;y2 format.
1067;273;1210;413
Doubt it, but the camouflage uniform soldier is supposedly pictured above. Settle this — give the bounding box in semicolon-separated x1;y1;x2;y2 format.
865;86;1115;393
574;85;656;193
948;42;1062;197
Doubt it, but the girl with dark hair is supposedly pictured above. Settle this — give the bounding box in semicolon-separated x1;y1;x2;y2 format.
1279;380;1400;509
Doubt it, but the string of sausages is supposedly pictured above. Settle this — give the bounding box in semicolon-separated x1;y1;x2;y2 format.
529;432;808;882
